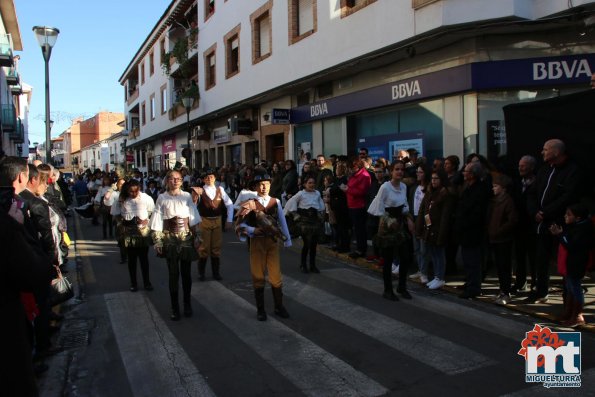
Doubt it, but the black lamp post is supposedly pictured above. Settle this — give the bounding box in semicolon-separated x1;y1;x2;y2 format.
181;97;194;170
33;26;60;165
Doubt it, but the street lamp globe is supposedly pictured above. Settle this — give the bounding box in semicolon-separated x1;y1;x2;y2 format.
32;26;59;165
181;97;194;110
33;26;60;50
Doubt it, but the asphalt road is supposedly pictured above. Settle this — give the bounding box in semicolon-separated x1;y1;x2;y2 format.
37;214;595;397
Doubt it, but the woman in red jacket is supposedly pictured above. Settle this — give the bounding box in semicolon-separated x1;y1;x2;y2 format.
343;158;371;258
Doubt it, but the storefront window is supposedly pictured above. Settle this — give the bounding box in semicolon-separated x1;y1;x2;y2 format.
350;99;443;162
294;124;313;170
322;118;342;157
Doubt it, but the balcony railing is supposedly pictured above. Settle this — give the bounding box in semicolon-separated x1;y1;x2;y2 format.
0;34;14;67
1;104;16;131
4;67;19;85
10;118;24;143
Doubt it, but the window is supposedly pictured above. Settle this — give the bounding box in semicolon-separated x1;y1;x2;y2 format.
160;38;166;63
289;0;317;45
149;52;154;76
340;0;377;18
140;63;145;85
205;0;215;21
204;44;217;90
251;2;272;64
150;94;156;120
141;101;146;125
160;85;167;114
225;25;240;78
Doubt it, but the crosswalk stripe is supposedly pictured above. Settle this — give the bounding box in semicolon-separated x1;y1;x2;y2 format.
499;367;595;396
283;275;495;375
192;282;389;397
105;292;216;397
322;268;530;341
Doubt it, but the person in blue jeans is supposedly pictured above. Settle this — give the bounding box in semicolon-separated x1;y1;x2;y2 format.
549;203;593;327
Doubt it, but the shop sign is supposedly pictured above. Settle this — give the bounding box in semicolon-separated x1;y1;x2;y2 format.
487;120;507;163
214;129;231;144
291;53;595;124
162;135;176;153
272;108;290;124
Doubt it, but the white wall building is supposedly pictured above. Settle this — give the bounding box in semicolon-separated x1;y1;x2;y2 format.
120;0;595;171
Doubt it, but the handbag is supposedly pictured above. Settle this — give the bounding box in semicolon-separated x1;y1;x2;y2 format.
49;266;74;307
324;221;332;236
557;243;568;277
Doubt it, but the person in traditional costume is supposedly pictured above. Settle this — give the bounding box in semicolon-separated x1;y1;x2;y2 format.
150;170;202;320
112;179;155;292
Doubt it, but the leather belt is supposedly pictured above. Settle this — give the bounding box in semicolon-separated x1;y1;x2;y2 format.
163;217;190;233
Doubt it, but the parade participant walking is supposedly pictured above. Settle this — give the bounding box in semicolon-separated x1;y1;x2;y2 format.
150;170;202;320
109;179;127;263
95;175;115;239
284;176;325;273
236;174;292;321
112;179;155;292
192;169;234;281
368;161;416;300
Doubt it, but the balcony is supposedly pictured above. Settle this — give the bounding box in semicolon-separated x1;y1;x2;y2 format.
10;118;24;143
4;67;19;85
1;104;16;131
10;83;22;95
0;34;13;67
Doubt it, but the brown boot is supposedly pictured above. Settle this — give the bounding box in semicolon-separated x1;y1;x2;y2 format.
271;287;290;318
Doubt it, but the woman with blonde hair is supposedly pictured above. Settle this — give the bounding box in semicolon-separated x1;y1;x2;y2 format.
150;170;202;320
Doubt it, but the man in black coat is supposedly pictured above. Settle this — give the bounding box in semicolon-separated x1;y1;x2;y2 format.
454;162;490;299
511;155;537;293
525;139;582;303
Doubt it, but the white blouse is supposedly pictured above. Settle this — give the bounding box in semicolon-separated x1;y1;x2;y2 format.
283;190;325;215
413;185;424;217
202;185;235;222
149;191;201;231
109;191;121;215
367;181;409;216
112;192;155;221
94;186;111;203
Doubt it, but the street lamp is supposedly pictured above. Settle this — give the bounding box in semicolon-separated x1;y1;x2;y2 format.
33;26;60;165
181;97;194;170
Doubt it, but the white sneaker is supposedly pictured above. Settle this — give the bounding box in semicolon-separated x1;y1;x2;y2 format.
426;278;437;288
391;264;399;275
409;271;422;280
420;274;429;284
429;279;445;290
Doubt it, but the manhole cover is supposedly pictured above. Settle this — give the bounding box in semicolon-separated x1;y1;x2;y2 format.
58;331;90;349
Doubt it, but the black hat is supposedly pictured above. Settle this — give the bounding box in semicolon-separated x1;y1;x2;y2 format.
200;169;216;179
253;174;271;182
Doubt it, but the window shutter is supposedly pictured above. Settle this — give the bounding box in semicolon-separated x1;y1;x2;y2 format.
231;37;239;50
259;14;270;56
298;0;313;35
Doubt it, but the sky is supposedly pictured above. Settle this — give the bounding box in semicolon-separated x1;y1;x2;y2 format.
14;0;172;146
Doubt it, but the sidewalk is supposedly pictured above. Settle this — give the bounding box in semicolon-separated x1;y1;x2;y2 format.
309;242;595;333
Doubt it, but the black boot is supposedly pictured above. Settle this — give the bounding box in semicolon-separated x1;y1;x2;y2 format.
271;287;290;318
254;288;267;321
212;257;222;280
198;258;207;281
183;300;193;317
170;298;180;321
309;259;320;274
